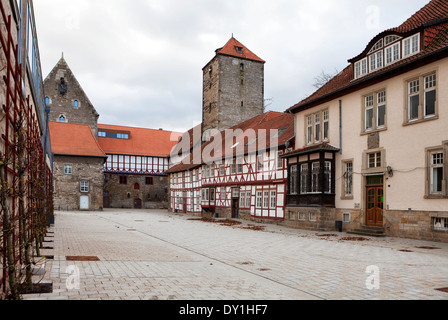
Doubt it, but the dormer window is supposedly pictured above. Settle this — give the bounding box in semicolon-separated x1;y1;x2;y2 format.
235;46;243;53
59;115;67;123
403;34;420;58
354;33;420;80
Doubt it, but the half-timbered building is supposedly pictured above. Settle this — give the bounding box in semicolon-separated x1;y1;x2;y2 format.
99;124;181;209
168;111;294;220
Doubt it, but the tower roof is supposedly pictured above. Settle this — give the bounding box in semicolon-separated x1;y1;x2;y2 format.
215;37;265;63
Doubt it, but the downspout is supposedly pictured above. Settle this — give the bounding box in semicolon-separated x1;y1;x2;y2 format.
339;100;342;155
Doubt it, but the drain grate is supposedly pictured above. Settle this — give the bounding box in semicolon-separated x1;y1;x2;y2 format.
19;283;53;295
436;288;448;293
66;256;100;261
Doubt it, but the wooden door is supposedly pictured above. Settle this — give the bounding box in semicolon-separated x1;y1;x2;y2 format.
134;198;142;209
231;199;239;219
366;187;384;227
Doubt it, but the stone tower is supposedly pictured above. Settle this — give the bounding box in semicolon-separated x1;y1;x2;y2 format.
202;37;265;134
44;55;100;137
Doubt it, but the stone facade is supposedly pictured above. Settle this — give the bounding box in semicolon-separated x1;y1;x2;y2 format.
202;50;265;134
53;155;105;211
104;173;169;209
44;57;100;137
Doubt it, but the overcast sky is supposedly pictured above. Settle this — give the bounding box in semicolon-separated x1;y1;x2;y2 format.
34;0;430;133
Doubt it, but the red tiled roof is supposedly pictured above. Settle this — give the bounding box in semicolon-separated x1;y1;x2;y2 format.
215;37;265;63
98;124;182;158
287;0;448;113
166;111;294;174
49;122;106;158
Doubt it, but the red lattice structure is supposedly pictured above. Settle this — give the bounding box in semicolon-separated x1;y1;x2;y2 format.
0;0;53;299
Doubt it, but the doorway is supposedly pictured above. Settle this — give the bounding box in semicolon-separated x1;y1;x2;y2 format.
231;199;239;219
80;196;89;210
134;198;142;209
365;175;384;227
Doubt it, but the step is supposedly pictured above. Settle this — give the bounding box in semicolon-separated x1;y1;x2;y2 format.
347;229;387;238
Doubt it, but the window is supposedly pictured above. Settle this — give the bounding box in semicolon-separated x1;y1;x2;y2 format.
219;165;225;176
246;192;251;207
256;191;262;208
236;46;243;53
74;100;79;108
290;165;298;195
210;188;215;202
45;97;50;105
119;176;127;185
232;188;240;199
59;115;67;123
98;131;130;140
237;159;243;174
377;91;386;128
134;183;140;190
323;110;329;141
80;181;89;193
306;109;329;145
314;113;320;142
240;192;246;208
408;79;420;121
369;51;383;72
343;162;353;197
406;73;437;123
220;187;226;200
343;213;351;223
432;217;448;231
300;164;308;194
263;191;269;208
385;42;400;65
311;163;320;193
231;161;236;175
324;162;332;194
270;191;276;208
364;90;386;132
355;58;368;79
277;151;284;169
430;152;444;194
306;116;313;145
365;95;374;131
146;177;153;185
298;212;306;221
403;34;420;58
309;212;317;222
368;152;382;169
64;165;73;175
424;73;437;117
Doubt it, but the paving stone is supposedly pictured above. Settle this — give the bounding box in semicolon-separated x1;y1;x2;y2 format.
21;209;448;301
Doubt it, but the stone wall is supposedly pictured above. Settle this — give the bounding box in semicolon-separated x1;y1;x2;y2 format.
104;173;169;209
53;155;104;211
44;58;99;137
384;209;448;243
202;55;264;134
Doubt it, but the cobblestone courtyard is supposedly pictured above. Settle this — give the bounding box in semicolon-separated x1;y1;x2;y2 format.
23;209;448;301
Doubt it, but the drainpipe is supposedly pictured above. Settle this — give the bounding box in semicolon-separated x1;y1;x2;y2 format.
339;100;342;155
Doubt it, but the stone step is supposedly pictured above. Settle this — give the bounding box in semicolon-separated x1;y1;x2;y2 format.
347;226;387;238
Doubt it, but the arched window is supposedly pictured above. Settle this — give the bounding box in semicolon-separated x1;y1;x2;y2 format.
74;100;79;108
59;115;67;123
134;183;140;190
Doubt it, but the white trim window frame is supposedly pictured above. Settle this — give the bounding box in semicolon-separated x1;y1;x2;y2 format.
377;91;387;129
270;190;277;209
369;50;383;72
430;152;444;194
355;58;368;79
64;165;73;175
424;73;437;118
80;181;89;193
403;34;420;58
385;42;400;66
365;95;374;131
408;79;420;121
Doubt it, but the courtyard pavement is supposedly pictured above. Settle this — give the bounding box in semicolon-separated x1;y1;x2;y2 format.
22;209;448;301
